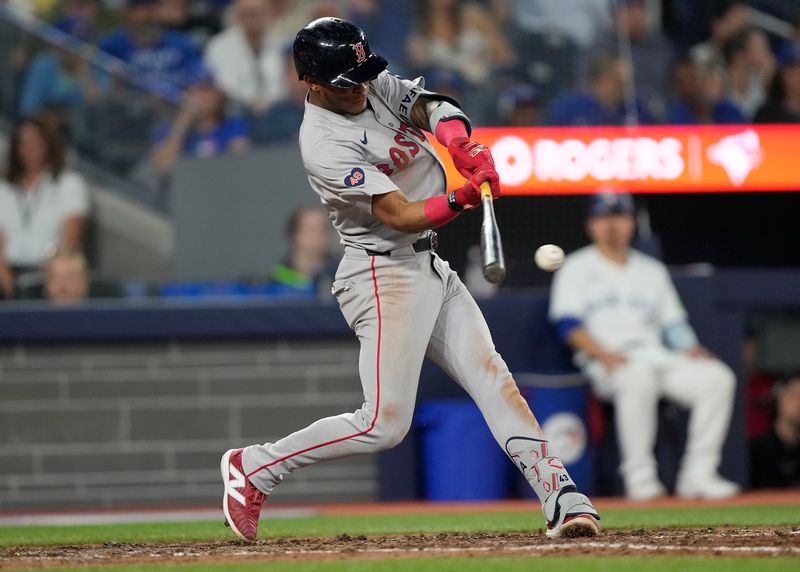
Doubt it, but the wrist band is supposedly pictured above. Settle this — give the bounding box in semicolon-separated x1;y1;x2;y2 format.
447;190;464;211
424;194;460;227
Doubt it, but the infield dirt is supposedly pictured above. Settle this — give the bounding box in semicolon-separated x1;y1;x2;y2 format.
3;527;799;569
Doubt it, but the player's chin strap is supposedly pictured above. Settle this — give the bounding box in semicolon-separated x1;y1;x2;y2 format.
505;437;579;525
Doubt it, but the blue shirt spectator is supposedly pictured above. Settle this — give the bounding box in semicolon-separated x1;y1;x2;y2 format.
18;11;107;121
546;53;653;126
546;92;653;126
668;55;746;125
668;100;745;124
98;0;200;96
19;52;84;117
587;0;675;122
250;100;302;146
151;65;250;175
155;116;248;157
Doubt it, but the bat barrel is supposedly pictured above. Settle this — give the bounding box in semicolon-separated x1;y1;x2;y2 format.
480;194;506;284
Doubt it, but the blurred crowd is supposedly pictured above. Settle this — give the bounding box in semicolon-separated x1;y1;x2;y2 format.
3;0;800;161
1;0;799;298
1;0;800;300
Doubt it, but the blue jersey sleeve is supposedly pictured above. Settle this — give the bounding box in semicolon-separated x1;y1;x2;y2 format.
19;53;57;117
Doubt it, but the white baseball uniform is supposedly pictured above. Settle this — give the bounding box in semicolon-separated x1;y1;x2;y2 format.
549;245;735;494
240;71;588;521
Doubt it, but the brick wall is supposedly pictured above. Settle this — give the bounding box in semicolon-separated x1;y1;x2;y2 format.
0;339;376;511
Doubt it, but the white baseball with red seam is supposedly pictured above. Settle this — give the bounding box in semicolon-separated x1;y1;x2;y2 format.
535;244;565;272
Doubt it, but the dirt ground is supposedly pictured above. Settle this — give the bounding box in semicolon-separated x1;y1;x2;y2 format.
3;527;799;569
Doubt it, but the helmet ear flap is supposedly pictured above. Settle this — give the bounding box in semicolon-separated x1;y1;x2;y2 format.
294;55;308;81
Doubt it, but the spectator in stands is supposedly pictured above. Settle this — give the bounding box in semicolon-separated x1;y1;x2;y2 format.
755;43;800;123
722;27;775;119
549;191;738;500
0;118;89;299
496;83;542;126
269;206;336;295
668;55;745;124
157;0;223;47
204;0;288;120
750;373;800;488
589;0;675;121
18;1;106;126
407;0;515;86
690;0;750;75
546;52;652;126
98;0;201;94
151;66;250;175
347;0;412;73
248;52;306;145
498;0;611;49
43;248;89;304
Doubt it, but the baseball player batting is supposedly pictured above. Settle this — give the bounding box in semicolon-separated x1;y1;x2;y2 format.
220;17;600;542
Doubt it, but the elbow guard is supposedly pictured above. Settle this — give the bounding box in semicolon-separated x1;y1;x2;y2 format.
427;100;472;139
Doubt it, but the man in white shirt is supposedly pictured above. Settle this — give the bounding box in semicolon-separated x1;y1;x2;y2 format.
549;191;738;500
203;0;288;115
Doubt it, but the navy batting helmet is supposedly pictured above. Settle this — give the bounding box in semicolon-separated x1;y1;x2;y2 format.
293;17;388;88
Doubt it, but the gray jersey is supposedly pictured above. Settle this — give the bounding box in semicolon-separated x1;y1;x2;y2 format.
299;71;449;252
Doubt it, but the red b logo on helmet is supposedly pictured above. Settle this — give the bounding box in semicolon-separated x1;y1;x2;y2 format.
352;42;367;63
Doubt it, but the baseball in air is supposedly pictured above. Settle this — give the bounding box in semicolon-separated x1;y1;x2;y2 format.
535;244;565;272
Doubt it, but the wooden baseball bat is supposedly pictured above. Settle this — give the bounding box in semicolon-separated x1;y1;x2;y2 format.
479;181;506;284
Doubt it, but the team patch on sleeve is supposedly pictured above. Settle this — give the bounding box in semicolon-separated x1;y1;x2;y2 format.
344;167;366;187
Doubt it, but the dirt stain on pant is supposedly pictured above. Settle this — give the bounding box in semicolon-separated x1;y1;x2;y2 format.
501;376;541;432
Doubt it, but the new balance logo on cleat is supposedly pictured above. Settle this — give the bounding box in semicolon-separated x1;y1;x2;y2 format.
227;465;246;506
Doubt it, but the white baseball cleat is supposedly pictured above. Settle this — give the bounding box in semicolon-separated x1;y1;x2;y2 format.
675;473;740;500
545;489;601;539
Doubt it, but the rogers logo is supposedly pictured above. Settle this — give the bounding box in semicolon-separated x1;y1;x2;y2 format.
491;135;685;186
706;129;764;186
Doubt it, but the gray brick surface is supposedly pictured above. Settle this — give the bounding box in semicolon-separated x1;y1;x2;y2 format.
40;452;165;474
68;379;199;399
0;454;35;476
0;381;62;401
129;407;230;441
205;372;307;396
0;409;121;445
0;338;377;510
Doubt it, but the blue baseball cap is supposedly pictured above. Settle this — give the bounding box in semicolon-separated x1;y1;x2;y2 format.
587;191;635;217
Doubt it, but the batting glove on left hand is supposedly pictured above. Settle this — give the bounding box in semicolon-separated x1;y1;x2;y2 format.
451;168;501;210
447;137;500;196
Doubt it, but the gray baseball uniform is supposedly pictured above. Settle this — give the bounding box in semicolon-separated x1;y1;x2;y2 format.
241;72;583;519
